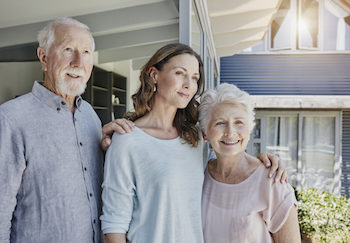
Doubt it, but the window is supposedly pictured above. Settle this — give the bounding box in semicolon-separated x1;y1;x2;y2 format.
270;0;293;50
298;0;319;49
269;0;320;50
248;111;341;193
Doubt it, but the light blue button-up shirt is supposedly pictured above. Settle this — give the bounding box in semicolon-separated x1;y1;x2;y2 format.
0;81;103;243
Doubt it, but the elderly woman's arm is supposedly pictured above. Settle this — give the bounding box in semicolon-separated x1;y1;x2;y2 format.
272;206;301;243
104;233;126;243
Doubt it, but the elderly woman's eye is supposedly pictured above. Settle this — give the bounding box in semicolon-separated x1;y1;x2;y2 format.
64;47;72;52
216;121;225;125
235;120;244;125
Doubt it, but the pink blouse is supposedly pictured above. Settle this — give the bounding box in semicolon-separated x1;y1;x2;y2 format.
202;164;296;243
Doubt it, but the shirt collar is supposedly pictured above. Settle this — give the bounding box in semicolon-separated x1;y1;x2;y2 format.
32;81;83;111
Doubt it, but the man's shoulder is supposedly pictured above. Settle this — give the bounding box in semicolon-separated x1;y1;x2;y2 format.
0;92;35;119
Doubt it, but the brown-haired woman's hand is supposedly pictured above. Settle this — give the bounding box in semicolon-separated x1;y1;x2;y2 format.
100;119;135;151
257;153;288;184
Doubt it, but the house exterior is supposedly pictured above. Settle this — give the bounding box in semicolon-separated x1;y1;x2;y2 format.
0;0;283;107
221;0;350;198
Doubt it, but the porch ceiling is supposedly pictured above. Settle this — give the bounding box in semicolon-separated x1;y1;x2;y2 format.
0;0;282;65
206;0;282;57
0;0;179;66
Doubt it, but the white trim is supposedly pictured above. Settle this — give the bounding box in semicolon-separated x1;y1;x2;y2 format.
193;0;219;76
251;95;350;109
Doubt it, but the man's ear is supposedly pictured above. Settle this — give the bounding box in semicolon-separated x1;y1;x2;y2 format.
37;47;47;71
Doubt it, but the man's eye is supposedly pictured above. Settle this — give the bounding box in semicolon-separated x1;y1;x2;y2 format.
84;50;90;54
64;47;72;52
235;120;244;125
216;122;224;125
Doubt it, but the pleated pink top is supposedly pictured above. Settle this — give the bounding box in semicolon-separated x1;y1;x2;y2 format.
202;164;296;243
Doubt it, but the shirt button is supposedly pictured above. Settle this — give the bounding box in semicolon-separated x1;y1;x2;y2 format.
79;142;83;146
61;101;66;105
89;193;93;197
57;107;61;111
84;167;87;171
74;118;77;122
93;219;96;224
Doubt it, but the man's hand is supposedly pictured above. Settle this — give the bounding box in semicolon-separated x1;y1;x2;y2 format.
101;119;135;151
257;153;288;184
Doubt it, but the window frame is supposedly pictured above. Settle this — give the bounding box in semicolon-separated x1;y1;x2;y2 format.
248;110;341;194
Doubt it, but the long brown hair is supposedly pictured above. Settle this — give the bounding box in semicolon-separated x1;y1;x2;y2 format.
125;43;205;146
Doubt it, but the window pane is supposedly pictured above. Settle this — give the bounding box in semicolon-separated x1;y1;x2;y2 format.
266;116;298;185
270;0;292;49
298;0;319;49
252;143;261;157
253;119;261;139
302;117;335;192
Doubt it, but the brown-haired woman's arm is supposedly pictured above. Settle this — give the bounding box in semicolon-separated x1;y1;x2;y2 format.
257;153;288;183
105;233;126;243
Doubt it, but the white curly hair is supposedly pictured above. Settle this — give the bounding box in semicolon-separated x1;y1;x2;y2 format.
37;17;95;54
198;83;255;135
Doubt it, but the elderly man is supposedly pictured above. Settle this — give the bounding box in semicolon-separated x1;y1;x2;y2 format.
0;17;123;243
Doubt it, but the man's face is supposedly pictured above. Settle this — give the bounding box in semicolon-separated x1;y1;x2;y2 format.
43;24;94;96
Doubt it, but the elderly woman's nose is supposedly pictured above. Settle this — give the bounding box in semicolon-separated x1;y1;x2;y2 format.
225;124;237;136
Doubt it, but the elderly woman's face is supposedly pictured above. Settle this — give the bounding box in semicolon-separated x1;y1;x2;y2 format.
206;102;250;157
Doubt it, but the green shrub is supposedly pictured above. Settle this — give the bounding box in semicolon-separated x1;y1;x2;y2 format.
295;188;350;243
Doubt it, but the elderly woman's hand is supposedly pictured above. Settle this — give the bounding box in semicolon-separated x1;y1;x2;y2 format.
100;119;135;151
257;153;288;184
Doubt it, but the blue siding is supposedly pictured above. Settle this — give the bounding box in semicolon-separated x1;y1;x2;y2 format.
220;54;350;95
342;111;350;198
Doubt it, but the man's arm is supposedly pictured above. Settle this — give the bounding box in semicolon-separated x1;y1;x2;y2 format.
101;119;135;151
0;111;26;242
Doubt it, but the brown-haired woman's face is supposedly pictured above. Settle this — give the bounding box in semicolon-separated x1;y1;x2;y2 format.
152;53;200;109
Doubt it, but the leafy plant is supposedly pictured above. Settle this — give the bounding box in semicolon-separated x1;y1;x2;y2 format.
295;188;350;243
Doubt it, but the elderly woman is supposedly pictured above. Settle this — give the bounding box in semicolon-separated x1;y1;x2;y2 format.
199;83;301;243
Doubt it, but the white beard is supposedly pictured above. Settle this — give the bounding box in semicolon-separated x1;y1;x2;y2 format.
57;68;87;96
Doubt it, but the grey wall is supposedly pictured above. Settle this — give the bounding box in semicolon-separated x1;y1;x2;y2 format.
0;62;42;105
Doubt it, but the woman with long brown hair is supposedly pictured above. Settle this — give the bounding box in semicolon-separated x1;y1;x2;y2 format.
100;43;286;243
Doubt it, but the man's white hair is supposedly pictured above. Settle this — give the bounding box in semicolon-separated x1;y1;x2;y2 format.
199;83;255;135
37;17;95;54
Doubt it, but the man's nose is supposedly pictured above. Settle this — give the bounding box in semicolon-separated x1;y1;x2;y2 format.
71;51;82;67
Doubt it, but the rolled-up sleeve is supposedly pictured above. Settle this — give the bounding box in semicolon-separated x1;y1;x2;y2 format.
0;111;26;242
100;133;136;234
262;182;297;233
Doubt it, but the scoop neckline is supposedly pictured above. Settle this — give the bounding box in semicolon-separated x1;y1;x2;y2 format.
205;163;264;187
134;126;180;142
